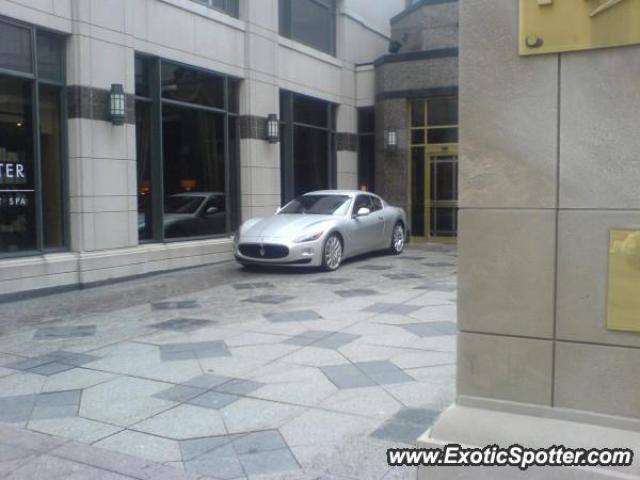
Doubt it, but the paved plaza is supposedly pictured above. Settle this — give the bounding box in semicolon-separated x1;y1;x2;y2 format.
0;245;457;479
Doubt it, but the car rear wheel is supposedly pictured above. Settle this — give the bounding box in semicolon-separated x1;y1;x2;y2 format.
390;222;405;255
322;234;343;271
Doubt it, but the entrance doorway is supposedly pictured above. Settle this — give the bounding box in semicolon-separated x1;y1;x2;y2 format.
409;97;458;241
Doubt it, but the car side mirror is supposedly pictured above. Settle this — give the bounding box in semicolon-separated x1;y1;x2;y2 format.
205;206;219;216
275;207;282;214
355;207;371;218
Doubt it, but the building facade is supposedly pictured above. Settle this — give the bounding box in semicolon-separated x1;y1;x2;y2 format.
419;1;640;478
0;0;412;296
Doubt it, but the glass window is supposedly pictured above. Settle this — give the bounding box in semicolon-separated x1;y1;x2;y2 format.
39;85;64;248
37;32;64;82
136;101;152;241
0;21;32;73
0;77;36;253
279;0;336;55
370;196;383;211
358;107;374;134
162;105;227;239
353;195;372;213
161;62;225;109
293;94;328;128
410;100;425;127
427;97;458;126
279;194;351;215
427;128;458;144
192;0;239;17
135;56;151;98
293;125;329;197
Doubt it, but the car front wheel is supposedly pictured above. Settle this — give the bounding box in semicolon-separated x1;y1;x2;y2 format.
321;233;343;271
390;222;405;255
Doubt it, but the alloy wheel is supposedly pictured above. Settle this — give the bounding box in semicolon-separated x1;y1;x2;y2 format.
324;235;343;270
392;224;405;253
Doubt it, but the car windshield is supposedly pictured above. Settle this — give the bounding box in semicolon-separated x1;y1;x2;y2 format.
164;195;205;214
279;195;352;215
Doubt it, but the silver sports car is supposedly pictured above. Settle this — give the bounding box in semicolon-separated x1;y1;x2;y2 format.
233;190;407;271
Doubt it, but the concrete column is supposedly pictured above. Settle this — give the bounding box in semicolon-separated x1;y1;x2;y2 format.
418;1;640;478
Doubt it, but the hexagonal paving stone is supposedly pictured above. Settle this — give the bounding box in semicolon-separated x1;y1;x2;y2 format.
285;331;360;350
149;318;216;332
264;310;322;323
361;303;422;316
401;322;457;338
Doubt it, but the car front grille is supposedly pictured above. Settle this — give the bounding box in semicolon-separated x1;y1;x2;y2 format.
238;243;289;259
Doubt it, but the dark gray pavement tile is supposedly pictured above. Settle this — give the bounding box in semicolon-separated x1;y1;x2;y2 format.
402;322;457;338
184;443;243;480
182;374;233;389
233;282;275;290
33;326;96;340
159;341;230;362
232;431;287;455
309;277;351;285
239;448;299;476
285;331;359;350
187;392;240;410
264;310;321;323
214;379;263;396
152;385;206;403
180;435;233;461
423;262;456;268
333;288;379;298
29;405;78;421
356;265;394;271
35;391;81;407
371;408;440;445
413;283;456;292
362;303;422;316
320;364;376;389
152;301;201;310
243;295;294;305
383;273;424;280
355;361;414;386
0;395;37;423
149;318;216;332
6;352;97;374
28;362;74;376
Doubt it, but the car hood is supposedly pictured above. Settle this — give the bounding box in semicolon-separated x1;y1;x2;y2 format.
241;214;336;239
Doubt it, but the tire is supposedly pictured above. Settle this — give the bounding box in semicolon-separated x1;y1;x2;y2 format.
321;233;343;272
390;222;405;255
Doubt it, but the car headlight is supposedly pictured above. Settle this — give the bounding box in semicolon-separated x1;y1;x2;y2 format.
293;231;324;243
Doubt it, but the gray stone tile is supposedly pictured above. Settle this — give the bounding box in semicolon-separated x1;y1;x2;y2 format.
356;265;394;271
371;408;440;445
0;395;36;423
383;273;424;280
159;341;230;362
239;448;299;476
320;364;376;389
355;361;414;386
402;322;458;338
396;256;427;261
232;430;287;455
183;442;244;480
33;326;96;340
361;303;422;316
28;362;75;376
180;435;233;461
187;391;240;410
333;288;379;298
233;282;275;290
35;390;81;407
152;301;201;310
183;374;233;389
30;404;78;421
150;318;216;332
285;331;359;350
309;277;351;285
152;385;206;403
423;262;456;268
215;379;263;396
264;310;321;323
413;283;457;292
243;295;294;305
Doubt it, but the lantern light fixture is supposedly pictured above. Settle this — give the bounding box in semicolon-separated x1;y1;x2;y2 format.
266;113;279;144
384;129;398;151
110;83;126;126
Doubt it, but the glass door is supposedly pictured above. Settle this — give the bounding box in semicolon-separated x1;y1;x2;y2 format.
427;147;458;238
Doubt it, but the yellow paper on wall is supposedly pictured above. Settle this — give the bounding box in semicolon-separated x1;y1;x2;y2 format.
608;230;640;333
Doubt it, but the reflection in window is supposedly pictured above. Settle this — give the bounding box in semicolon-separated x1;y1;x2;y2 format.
0;77;35;253
162;106;226;238
279;0;336;55
357;107;375;192
135;54;239;242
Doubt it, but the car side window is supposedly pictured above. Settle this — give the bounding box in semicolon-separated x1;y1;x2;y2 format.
353;195;372;214
203;196;225;214
370;196;383;212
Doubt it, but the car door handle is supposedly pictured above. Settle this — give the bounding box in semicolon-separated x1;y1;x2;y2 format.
378;216;384;220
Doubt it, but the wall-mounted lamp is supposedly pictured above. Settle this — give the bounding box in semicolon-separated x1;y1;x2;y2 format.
266;114;279;144
384;129;398;151
110;83;126;126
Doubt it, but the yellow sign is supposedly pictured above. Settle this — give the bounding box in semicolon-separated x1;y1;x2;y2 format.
519;0;640;55
608;230;640;333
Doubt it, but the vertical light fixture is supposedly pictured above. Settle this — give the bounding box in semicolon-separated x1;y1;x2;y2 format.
110;83;126;126
384;129;398;151
266;114;280;144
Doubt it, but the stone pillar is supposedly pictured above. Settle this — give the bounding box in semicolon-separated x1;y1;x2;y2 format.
239;0;281;220
418;1;640;478
67;0;136;252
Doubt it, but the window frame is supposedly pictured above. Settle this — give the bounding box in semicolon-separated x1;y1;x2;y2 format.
191;0;239;18
0;16;68;260
279;0;337;56
134;53;241;244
